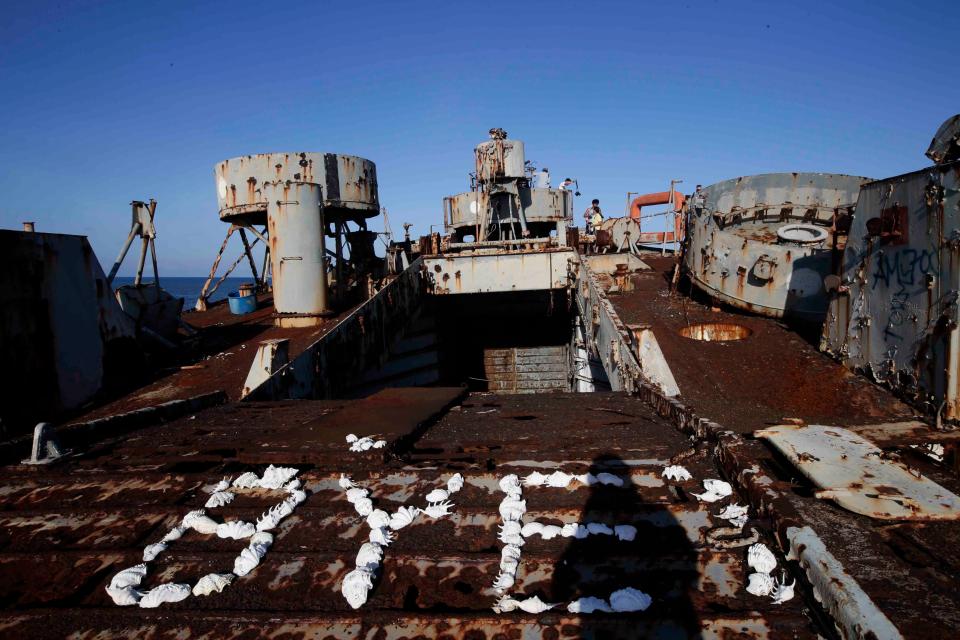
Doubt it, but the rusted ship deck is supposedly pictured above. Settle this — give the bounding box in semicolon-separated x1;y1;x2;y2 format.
1;390;820;638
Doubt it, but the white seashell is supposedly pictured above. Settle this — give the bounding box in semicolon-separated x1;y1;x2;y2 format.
250;531;273;546
499;532;525;546
182;510;218;535
143;542;167;562
583;473;599;485
522;471;547;486
499;474;521;494
349;437;375;452
205;491;234;509
547;471;574;487
614;525;637;541
211;478;231;493
447;473;464;493
216;520;256;540
703;479;732;497
540;525;563;540
259;465;299;490
255;503;292;532
341;568;374;609
498;497;526;520
233;472;260;489
609;587;652;612
492;595;519;613
692;491;724;503
139;582;191;608
595;472;624;487
426;488;449;503
285;489;307;508
353;497;374;517
567;596;613;613
355;542;383;570
559;522;580;538
746;571;775;596
372;440;387;449
192;573;233;596
718;504;749;528
424;500;454;519
499;557;518;576
662;465;693;482
107;585;144;606
587;522;614;536
345;487;369;504
492;571;515;591
161;526;186;543
233;546;263;576
339;474;354;489
366;509;391;529
521;521;544;537
345;434;359;443
369;527;394;546
516;595;555;613
499;520;522;536
109;564;147;590
770;576;795;604
747;543;777;574
283;478;301;491
501;544;523;561
388;506;419;530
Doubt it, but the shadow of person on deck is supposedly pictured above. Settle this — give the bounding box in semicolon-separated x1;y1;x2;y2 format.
549;454;702;639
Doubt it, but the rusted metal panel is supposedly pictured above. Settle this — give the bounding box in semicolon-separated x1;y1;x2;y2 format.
423;249;576;294
484;347;570;393
575;260;679;396
243;259;427;400
821;161;960;419
756;424;960;520
214;152;379;224
684;173;869;320
0;231;139;435
264;181;330;323
446;189;572;231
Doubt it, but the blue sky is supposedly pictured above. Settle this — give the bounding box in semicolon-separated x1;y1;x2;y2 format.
1;0;957;276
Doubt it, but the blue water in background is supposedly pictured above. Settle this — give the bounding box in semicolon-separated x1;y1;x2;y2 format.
112;277;251;304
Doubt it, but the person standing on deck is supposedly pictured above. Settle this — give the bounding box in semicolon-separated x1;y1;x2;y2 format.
584;199;603;233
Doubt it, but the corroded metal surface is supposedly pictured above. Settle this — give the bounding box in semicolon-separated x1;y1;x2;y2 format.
0;392;820;638
245;259;426;400
821;160;960;420
214;152;379;224
0;230;139;435
684;173;869;320
756;424;960;520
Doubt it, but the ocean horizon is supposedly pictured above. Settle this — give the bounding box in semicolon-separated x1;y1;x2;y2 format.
112;276;255;305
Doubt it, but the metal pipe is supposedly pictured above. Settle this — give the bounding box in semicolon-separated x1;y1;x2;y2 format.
205;236;261;301
449;237;553;249
133;237;149;286
22;221;35;232
264;181;329;326
195;225;235;311
238;227;260;283
107;222;141;285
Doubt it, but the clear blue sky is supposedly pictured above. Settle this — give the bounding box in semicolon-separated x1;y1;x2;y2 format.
1;0;957;276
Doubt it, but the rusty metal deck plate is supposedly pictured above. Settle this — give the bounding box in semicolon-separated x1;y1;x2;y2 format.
0;392;820;638
756;423;960;520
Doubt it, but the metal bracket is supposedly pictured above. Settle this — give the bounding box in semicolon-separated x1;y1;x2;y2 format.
22;422;66;465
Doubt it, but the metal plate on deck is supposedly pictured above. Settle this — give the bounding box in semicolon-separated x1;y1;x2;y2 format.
755;424;960;520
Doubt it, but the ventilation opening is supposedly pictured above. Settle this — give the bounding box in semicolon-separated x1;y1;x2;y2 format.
678;322;752;342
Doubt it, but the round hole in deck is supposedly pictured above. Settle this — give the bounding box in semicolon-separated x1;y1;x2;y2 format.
678;322;752;342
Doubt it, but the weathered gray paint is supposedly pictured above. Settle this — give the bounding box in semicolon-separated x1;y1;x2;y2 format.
821;160;960;419
214;152;378;223
684;173;868;320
